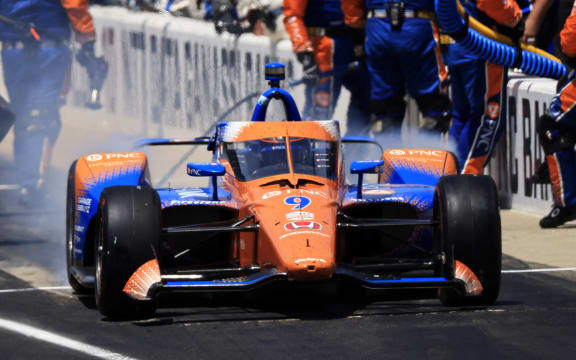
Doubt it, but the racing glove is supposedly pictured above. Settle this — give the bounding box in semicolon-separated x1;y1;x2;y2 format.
297;51;319;84
77;40;96;63
76;41;109;110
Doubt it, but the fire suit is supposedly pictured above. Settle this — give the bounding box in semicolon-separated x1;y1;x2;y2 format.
538;3;576;220
442;0;521;174
284;0;371;136
0;0;95;196
342;0;451;134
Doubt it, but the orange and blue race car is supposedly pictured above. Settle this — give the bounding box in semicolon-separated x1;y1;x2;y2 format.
66;63;502;318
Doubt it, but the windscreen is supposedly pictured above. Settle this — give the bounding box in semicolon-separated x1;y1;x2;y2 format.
222;137;337;181
223;137;289;181
289;137;337;180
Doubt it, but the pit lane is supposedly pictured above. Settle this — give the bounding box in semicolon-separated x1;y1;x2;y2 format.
1;107;576;359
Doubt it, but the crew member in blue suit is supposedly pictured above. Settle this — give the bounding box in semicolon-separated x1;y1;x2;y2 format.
284;0;372;136
440;0;522;174
342;0;451;135
536;3;576;228
0;0;96;204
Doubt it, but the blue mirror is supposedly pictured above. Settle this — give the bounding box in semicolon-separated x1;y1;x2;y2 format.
186;163;226;201
187;163;225;177
350;160;384;200
350;160;384;174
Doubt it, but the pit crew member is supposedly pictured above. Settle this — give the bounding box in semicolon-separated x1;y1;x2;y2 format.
0;0;96;204
284;0;371;136
537;1;576;228
341;0;452;135
441;0;522;174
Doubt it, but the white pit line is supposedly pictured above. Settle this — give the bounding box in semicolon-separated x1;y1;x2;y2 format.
0;317;138;360
501;267;576;274
0;286;71;294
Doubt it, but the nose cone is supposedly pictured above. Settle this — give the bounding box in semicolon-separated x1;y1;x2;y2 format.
254;187;337;281
290;256;334;281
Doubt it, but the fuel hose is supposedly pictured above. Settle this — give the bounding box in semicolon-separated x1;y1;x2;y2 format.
435;0;566;79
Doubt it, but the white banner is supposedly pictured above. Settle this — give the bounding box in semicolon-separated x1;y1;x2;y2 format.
70;6;302;138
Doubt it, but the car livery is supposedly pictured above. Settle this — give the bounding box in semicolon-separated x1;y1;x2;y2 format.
66;63;502;318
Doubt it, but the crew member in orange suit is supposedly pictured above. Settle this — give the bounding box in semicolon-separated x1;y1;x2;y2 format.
537;1;576;228
441;0;522;174
0;0;96;204
283;0;371;136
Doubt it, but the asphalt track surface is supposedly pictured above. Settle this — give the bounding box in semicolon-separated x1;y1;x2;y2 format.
1;109;576;359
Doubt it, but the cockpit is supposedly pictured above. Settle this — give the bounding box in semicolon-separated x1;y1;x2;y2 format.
221;137;338;181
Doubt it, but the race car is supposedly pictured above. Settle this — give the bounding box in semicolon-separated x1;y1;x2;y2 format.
66;63;502;318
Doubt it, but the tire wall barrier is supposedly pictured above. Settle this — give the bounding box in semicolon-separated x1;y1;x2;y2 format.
490;76;556;215
69;7;558;215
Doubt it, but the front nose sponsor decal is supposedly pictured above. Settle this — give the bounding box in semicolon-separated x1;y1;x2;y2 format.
284;196;311;210
284;221;322;231
285;211;314;220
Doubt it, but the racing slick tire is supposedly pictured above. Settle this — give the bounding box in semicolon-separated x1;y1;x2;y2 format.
434;175;501;306
95;186;161;319
66;160;91;294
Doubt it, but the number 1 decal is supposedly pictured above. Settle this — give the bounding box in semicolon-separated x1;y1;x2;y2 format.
284;196;311;210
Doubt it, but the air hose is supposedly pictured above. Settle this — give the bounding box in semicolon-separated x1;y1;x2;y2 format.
435;0;567;79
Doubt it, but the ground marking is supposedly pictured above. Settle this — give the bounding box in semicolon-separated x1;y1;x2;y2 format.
0;184;19;190
0;286;71;294
502;267;576;274
0;317;139;360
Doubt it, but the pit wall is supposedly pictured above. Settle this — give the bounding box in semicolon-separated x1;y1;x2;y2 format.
71;6;556;215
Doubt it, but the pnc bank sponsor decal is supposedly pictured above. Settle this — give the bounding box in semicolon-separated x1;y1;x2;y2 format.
86;153;140;162
262;189;329;200
388;149;444;157
284;221;322;231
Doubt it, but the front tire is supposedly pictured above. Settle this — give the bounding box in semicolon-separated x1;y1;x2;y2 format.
95;186;161;319
435;175;501;306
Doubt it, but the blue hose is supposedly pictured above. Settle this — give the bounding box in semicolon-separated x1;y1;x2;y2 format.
435;0;566;79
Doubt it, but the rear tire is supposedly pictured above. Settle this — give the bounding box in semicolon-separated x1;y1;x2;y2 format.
66;160;90;294
95;186;161;319
435;175;501;306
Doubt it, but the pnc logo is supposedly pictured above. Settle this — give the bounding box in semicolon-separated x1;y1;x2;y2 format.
86;153;139;162
86;154;103;161
477;119;498;151
389;150;444;157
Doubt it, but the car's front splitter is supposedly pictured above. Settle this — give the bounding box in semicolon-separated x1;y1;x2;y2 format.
132;267;467;300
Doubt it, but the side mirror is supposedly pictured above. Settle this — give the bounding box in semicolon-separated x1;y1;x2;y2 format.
187;163;225;177
187;163;226;200
350;160;384;199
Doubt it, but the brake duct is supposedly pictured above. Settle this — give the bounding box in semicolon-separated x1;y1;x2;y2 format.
435;0;567;79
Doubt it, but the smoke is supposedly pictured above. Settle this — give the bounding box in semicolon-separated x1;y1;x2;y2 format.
0;106;143;287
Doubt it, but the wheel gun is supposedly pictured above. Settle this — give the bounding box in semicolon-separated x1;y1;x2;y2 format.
76;41;109;110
